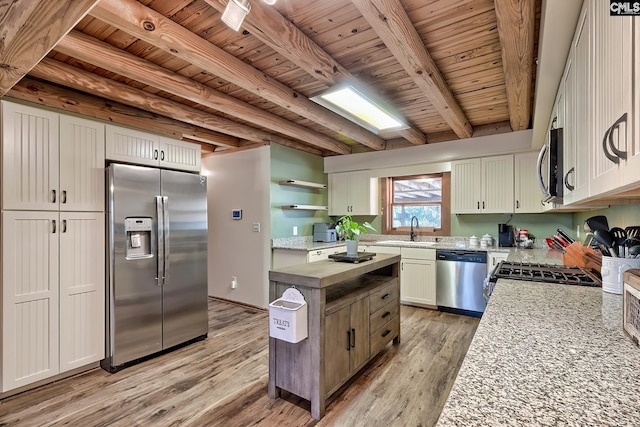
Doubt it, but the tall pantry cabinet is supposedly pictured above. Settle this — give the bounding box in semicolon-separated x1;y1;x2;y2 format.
1;101;105;392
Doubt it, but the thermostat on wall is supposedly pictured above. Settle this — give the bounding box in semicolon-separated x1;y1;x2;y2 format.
232;209;242;220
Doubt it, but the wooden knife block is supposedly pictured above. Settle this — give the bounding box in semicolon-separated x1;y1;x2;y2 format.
562;242;602;272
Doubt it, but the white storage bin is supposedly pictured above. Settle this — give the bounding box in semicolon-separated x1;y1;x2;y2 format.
269;288;308;343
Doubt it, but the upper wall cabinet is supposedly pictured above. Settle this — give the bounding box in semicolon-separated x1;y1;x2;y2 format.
452;155;514;214
589;0;633;196
1;101;105;212
329;171;379;216
105;124;201;172
514;152;544;213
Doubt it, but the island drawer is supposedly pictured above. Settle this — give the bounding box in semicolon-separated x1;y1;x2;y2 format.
369;317;399;355
370;299;399;333
369;280;398;314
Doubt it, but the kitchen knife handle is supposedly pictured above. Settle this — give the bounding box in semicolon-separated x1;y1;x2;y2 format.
156;196;164;286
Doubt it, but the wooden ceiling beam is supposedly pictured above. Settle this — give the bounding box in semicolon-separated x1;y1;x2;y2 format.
8;78;242;149
0;0;99;96
30;58;308;150
204;0;426;146
351;0;473;139
55;31;350;155
494;0;535;131
90;0;386;151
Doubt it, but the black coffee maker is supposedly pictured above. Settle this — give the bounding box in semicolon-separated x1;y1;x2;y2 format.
498;224;515;247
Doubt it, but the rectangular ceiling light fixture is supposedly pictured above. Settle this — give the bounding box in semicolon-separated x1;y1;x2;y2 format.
221;0;251;31
311;85;408;134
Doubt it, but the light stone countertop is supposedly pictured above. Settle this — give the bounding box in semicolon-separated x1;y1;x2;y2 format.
437;278;640;426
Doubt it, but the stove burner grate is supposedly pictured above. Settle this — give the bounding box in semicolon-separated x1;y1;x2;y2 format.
492;262;601;287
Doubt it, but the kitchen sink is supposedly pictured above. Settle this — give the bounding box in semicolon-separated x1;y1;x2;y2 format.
377;240;437;247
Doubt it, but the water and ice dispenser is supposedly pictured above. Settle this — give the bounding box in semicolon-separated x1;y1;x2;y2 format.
125;217;153;259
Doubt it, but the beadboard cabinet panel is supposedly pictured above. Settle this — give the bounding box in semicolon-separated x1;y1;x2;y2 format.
2;102;59;211
2;211;60;392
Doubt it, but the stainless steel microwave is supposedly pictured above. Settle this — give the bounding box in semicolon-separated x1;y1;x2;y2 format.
536;127;564;203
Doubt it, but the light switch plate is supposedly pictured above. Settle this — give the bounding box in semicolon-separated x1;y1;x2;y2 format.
252;222;261;232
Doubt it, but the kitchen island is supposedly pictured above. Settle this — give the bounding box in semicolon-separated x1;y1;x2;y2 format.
268;253;401;420
437;277;640;425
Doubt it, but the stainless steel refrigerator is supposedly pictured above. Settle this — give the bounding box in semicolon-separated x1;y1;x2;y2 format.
102;163;208;372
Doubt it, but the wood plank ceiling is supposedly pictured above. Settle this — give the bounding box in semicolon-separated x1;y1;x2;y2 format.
2;0;540;156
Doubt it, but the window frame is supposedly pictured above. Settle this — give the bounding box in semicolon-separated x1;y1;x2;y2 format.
381;172;451;236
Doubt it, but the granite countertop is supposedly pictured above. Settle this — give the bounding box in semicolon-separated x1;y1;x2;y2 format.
271;235;547;253
437;279;640;426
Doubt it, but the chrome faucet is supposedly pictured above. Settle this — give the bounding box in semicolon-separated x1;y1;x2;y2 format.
410;216;419;241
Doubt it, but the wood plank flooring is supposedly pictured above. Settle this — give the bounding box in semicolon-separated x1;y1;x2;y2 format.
0;298;479;427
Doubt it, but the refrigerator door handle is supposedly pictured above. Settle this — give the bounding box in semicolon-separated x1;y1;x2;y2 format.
156;195;164;286
163;196;170;284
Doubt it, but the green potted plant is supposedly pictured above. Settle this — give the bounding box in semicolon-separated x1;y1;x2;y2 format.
335;214;376;256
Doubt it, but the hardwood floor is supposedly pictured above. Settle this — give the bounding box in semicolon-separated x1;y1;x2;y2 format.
0;299;479;427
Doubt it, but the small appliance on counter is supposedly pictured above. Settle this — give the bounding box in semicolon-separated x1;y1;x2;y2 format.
498;224;515;247
313;223;337;242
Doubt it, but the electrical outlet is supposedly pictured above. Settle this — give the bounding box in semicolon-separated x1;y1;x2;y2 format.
293;226;298;236
231;276;237;289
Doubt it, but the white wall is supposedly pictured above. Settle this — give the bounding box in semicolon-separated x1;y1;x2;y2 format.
201;146;271;308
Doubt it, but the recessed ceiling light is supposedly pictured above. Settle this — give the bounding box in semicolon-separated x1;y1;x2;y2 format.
311;85;408;134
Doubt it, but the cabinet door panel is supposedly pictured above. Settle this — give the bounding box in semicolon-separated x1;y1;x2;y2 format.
105;124;159;167
514;152;543;213
349;172;378;216
401;259;436;306
328;172;350;215
59;115;105;212
2;102;59;211
482;155;514;213
159;137;201;172
451;159;481;213
324;306;350;394
2;211;59;392
59;213;105;372
349;298;369;371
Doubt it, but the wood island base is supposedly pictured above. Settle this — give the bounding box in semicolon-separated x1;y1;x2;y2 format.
268;253;401;420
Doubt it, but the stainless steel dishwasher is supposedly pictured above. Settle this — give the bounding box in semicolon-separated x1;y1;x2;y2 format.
436;250;487;314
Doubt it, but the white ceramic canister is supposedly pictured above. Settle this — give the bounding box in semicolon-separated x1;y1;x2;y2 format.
601;256;640;294
469;236;479;246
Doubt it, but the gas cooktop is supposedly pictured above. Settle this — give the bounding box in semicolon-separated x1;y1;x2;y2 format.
490;261;601;287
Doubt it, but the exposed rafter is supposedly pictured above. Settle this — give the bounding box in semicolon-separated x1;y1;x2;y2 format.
0;0;99;96
55;31;351;155
8;78;244;149
90;0;387;151
30;58;320;154
495;0;536;131
351;0;473;139
204;0;426;146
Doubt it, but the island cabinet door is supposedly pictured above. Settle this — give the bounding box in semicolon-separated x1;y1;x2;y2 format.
349;298;369;372
324;306;350;394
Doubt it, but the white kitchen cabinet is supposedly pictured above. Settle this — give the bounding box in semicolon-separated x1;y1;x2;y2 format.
590;0;632;196
514;152;544;213
328;171;379;216
400;247;436;307
451;155;514;214
307;246;345;262
2;211;60;391
1;210;105;392
487;251;509;276
1;102;105;212
105;125;201;172
59;212;105;372
563;4;591;205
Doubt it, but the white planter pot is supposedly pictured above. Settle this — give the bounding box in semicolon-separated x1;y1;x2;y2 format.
345;240;358;256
